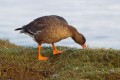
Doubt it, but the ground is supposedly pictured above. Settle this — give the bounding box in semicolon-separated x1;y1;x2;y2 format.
0;39;120;80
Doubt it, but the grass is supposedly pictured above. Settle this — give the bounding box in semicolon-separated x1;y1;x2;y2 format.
0;39;120;80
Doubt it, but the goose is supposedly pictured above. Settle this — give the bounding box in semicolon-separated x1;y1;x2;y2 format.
15;15;87;61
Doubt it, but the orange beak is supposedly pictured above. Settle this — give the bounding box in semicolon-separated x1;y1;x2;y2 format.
82;43;87;49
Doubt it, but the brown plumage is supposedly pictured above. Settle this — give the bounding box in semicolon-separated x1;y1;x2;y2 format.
15;15;87;61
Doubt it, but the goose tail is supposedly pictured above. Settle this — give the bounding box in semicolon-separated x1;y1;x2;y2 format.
14;28;22;31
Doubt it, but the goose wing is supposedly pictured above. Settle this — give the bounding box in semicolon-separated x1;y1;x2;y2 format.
21;15;68;34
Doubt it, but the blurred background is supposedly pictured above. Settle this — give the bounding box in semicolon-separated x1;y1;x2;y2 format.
0;0;120;49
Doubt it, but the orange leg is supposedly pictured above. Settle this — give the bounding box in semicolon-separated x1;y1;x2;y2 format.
38;45;48;61
52;43;63;55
